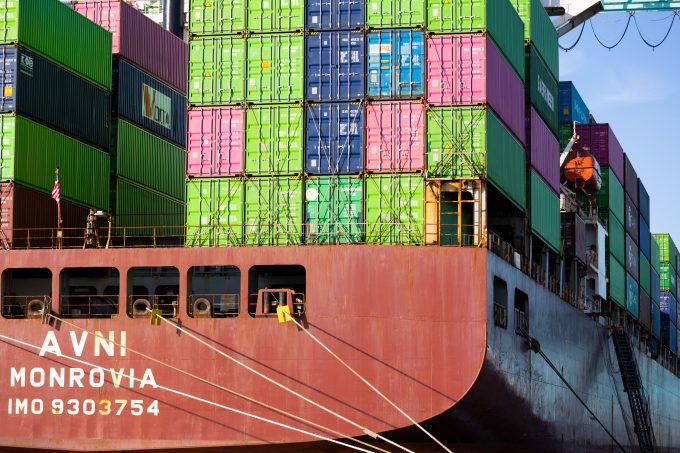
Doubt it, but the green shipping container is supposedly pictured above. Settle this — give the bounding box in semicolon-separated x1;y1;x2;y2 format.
186;178;244;246
245;177;303;245
527;44;559;137
527;170;559;253
427;106;526;211
113;178;184;237
247;34;304;103
654;233;677;267
609;255;625;309
626;272;640;320
189;36;246;105
660;263;677;296
188;0;246;35
0;0;112;90
640;252;651;296
365;174;423;245
509;0;559;80
305;176;362;244
426;0;525;82
247;0;304;32
245;105;304;175
367;0;426;29
606;213;625;266
0;114;109;210
651;234;661;273
598;168;624;224
559;123;572;151
112;119;185;200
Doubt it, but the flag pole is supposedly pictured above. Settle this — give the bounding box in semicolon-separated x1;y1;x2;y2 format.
55;167;62;249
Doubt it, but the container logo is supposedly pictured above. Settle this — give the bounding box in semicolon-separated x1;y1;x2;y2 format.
19;54;34;78
142;84;172;130
537;75;555;112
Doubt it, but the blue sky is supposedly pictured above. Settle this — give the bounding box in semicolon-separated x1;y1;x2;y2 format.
559;12;680;241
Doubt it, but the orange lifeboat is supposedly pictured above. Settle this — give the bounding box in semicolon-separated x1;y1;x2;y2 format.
563;148;602;194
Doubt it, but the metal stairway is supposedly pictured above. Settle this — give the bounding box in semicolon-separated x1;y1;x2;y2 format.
611;329;656;453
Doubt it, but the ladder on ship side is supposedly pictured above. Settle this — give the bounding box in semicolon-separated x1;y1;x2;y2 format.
611;329;656;453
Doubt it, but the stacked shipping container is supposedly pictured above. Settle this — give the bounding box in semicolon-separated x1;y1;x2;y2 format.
73;0;187;238
655;233;679;351
0;0;112;247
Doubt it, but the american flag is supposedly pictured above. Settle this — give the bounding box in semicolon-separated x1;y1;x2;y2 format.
51;170;60;204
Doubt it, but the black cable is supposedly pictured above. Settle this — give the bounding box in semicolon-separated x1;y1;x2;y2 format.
559;22;586;51
590;13;633;50
633;12;679;49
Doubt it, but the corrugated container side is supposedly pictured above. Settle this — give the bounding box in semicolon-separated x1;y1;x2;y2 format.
74;1;187;93
559;123;572;151
660;263;677;295
527;44;559;137
675;328;679;354
366;0;425;28
112;177;184;237
3;0;113;90
365;174;423;245
640;289;651;330
426;34;526;144
652;301;661;339
660;292;677;323
597;168;624;223
306;31;364;102
244;177;303;246
510;0;558;79
639;215;651;259
558;81;589;125
305;175;363;244
652;269;661;303
305;103;363;175
625;233;640;282
575;123;624;184
526;106;559;194
609;255;625;309
638;178;650;224
561;212;586;264
624;194;639;244
189;36;246;106
623;154;638;206
426;0;525;82
112;119;185;200
0;114;109;210
247;0;305;32
606;213;625;265
306;0;364;30
640;252;651;295
247;34;304;103
366;30;425;99
245;105;304;175
189;0;246;35
366;102;424;172
187;107;244;177
185;178;244;246
426;106;526;210
113;59;186;147
528;169;560;253
651;232;661;272
626;273;640;319
654;233;677;266
0;46;111;151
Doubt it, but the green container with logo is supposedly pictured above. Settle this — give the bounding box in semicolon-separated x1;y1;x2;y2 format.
527;170;559;253
426;0;525;82
0;0;112;90
0;114;109;210
509;0;558;79
527;44;558;137
597;168;624;224
245;105;304;175
112;119;185;201
189;36;246;106
245;177;303;246
186;178;245;246
247;34;304;103
427;106;526;211
247;0;305;32
188;0;246;35
367;0;426;28
365;174;423;245
305;175;363;244
609;255;625;309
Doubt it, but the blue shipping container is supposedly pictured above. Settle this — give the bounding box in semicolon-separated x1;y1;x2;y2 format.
367;30;425;99
660;291;677;322
0;46;111;151
306;0;363;30
673;326;678;353
306;32;364;102
652;302;661;339
558;81;589;125
652;269;661;303
661;312;672;346
638;178;650;224
640;215;651;259
113;58;186;147
306;103;363;175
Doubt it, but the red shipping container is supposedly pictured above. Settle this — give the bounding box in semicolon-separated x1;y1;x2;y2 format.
427;34;525;145
73;0;187;94
187;107;244;177
527;107;560;195
365;102;425;173
575;123;624;185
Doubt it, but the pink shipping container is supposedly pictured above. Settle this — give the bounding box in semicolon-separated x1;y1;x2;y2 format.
187;107;244;177
527;107;560;195
365;102;425;172
575;123;624;185
427;34;525;145
73;0;188;94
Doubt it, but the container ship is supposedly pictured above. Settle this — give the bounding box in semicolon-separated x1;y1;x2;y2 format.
0;0;679;451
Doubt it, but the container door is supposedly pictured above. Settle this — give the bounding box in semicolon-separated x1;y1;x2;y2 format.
396;30;424;98
0;47;16;113
186;180;213;246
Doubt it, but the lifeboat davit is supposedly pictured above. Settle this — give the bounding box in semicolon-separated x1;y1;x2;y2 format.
562;148;602;194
